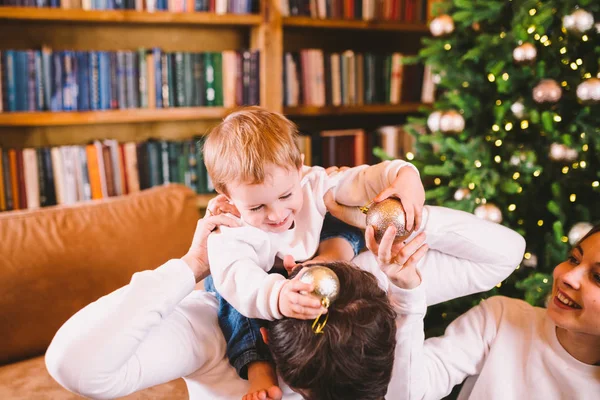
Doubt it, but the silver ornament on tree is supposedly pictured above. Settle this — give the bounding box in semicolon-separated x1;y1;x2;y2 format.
454;188;471;201
549;143;578;162
533;79;562;103
439;110;465;134
563;9;595;34
513;43;537;64
522;253;538;268
430;15;455;37
362;197;416;243
427;111;443;132
568;222;593;245
510;101;525;119
576;78;600;103
474;203;502;224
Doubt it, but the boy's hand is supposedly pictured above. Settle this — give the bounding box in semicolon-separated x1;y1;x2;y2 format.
366;225;427;289
373;166;425;231
323;190;367;229
278;268;328;319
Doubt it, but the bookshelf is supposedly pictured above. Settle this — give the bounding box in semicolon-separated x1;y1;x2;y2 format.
0;7;263;26
0;107;233;127
0;0;432;212
282;17;428;32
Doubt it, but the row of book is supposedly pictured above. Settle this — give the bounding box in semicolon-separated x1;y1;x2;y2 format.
0;0;258;13
0;48;260;113
0;124;414;212
283;50;428;107
0;138;214;212
296;124;414;169
281;0;429;22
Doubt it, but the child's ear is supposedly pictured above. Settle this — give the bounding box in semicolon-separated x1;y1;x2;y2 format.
260;327;269;345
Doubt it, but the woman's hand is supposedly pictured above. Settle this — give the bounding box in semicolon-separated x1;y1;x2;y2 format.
373;166;425;232
366;224;428;289
181;195;241;282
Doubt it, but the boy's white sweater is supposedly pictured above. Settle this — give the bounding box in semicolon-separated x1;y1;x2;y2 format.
207;160;418;320
45;205;526;400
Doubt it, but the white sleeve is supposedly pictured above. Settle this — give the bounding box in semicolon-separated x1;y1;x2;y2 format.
421;206;526;305
207;228;287;320
390;289;502;400
45;259;225;400
330;160;419;206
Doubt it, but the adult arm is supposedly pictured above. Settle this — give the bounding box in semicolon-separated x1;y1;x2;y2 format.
419;206;525;305
388;282;502;400
45;260;225;399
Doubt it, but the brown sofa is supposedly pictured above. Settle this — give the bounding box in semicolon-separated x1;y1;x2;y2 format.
0;184;202;399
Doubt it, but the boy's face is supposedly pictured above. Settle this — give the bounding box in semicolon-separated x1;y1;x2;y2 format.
226;164;304;233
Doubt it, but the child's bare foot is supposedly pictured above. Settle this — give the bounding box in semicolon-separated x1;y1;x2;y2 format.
242;361;283;400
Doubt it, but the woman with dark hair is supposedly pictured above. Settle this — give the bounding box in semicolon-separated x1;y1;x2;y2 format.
387;224;600;399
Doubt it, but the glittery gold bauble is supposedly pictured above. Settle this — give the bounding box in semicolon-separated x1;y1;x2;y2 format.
299;266;340;306
512;43;537;64
430;15;454;37
533;79;562;103
474;203;502;224
365;198;413;243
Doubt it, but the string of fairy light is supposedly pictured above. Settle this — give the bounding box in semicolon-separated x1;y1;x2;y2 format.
430;3;598;227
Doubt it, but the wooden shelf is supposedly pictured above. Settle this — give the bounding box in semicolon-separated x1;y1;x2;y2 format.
0;7;262;26
196;193;217;208
284;103;426;116
282;17;428;32
0;107;233;127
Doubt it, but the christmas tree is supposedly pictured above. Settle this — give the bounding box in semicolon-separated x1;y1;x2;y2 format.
404;0;600;335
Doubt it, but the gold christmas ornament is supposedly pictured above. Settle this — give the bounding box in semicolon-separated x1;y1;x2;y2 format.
300;266;340;334
576;78;600;103
474;203;502;224
300;266;340;307
563;9;594;34
532;79;562;103
568;222;593;245
427;111;443;132
453;188;471;201
430;15;455;37
363;198;413;243
439;110;465;133
513;43;537;64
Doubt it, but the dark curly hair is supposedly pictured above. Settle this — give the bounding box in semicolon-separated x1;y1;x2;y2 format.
268;261;396;400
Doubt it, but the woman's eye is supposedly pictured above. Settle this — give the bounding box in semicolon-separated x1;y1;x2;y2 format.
250;206;263;212
593;273;600;284
567;255;579;264
280;193;292;200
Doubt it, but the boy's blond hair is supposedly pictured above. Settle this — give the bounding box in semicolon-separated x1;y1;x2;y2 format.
203;106;303;195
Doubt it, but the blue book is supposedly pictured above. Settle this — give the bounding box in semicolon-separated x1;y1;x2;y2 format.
89;52;100;111
41;48;52;111
153;48;163;108
15;51;29;111
50;51;63;111
2;50;17;112
76;52;90;111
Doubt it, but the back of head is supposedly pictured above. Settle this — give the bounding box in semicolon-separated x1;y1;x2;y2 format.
268;261;396;400
202;106;303;195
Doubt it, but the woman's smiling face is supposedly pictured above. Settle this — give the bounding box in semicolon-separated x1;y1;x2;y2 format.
547;230;600;336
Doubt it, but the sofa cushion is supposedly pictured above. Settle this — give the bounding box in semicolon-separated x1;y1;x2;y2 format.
0;356;189;399
0;184;200;365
